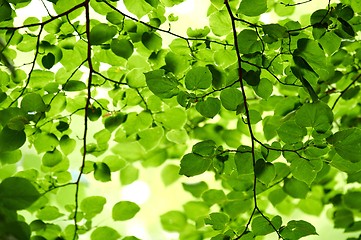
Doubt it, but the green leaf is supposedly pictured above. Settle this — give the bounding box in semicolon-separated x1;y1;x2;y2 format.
234;151;253;175
179;153;212;177
0;127;26;152
90;24;117;45
237;30;263;54
255;160;276;185
283;177;309;199
142;32;162;51
0;177;40;210
165;129;188;144
112;201;140;221
42;149;63;167
0;221;31;240
209;10;232;36
36;206;64;221
138;126;164;150
343;191;361;210
87;106;102;121
161;164;180;186
81;196;106;219
63;80;86;91
196;97;221;118
120;165;139;185
202;189;226;206
160;211;187;232
183;201;209;220
205;212;229;230
185;66;212;90
187;26;210;38
280;220;317;239
54;0;84;19
104;113;126;132
238;0;267;17
291;158;323;186
220;88;243;111
277;121;307;144
318;31;341;55
91;226;120;240
21;93;46;113
192;140;217;157
274;1;295;16
333;209;354;229
253;78;273;99
182;181;208;198
123;0;153;19
145;69;179;99
155;107;187;129
295;38;328;79
327;128;361;162
42;53;55;69
93;162;111;182
0;1;12;21
110;39;134;59
34;133;59;153
262;24;288;39
60;135;76;155
251;216;278;236
295;101;333;133
0;150;22;164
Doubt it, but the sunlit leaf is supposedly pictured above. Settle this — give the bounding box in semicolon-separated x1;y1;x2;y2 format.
160;211;187;232
111;38;134;59
123;0;153;19
91;226;120;240
94;162;111;182
295;101;333;133
182;181;208;198
238;0;267;17
112;201;140;221
90;24;117;45
179;153;212;177
185;66;212;90
145;69;179;98
81;196;106;219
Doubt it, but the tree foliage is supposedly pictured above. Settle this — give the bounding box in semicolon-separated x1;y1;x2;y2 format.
0;0;361;239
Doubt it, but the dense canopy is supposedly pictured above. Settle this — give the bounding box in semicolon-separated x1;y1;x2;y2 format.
0;0;361;239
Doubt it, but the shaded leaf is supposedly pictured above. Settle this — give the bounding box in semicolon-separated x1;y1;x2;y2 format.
0;177;40;210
